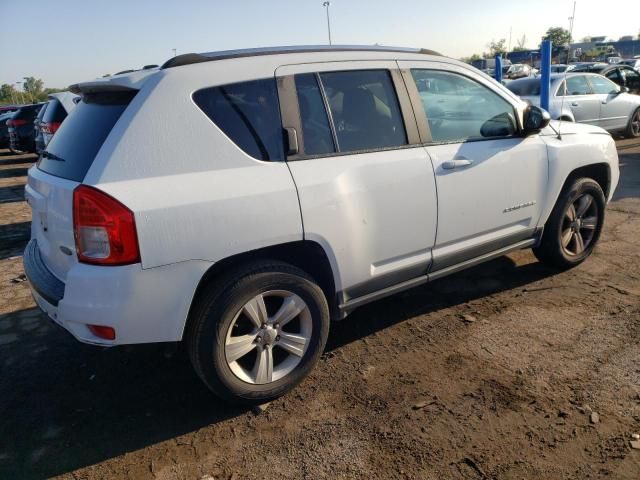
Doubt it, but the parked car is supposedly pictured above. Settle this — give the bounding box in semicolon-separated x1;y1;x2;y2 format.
550;64;575;73
571;63;640;94
7;103;44;153
621;59;640;70
24;45;619;404
40;92;80;147
507;73;640;137
504;63;533;79
33;102;49;154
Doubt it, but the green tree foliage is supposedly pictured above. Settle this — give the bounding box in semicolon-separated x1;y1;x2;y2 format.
542;27;572;47
0;78;63;105
461;53;482;64
22;77;44;103
488;39;507;57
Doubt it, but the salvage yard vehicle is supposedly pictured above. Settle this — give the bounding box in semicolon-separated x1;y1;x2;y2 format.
7;103;44;153
571;63;640;95
507;73;640;138
40;91;80;148
23;46;619;404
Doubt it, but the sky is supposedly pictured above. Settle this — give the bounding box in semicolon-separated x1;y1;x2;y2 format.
1;0;638;89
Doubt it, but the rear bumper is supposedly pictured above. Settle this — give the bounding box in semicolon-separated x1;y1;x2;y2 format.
23;239;212;346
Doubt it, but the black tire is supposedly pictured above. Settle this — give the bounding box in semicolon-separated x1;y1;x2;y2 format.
533;177;605;269
626;107;640;138
186;260;330;404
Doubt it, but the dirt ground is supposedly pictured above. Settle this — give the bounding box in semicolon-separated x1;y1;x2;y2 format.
0;140;639;480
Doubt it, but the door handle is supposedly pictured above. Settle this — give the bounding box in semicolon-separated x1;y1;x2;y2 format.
571;102;579;107
442;159;473;169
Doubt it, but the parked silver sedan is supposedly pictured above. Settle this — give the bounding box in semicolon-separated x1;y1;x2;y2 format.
507;73;640;137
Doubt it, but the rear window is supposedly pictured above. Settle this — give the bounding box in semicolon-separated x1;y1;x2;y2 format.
192;78;284;161
37;91;135;182
506;79;540;96
35;103;48;122
15;105;42;121
42;99;67;124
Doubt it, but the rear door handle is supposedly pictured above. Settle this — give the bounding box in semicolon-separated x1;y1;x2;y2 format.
442;159;473;169
571;102;579;107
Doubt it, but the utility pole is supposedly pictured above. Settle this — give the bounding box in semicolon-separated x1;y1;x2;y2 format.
507;26;512;59
172;48;177;57
15;82;24;104
322;2;332;46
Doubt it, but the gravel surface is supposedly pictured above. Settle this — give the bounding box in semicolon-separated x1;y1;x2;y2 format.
0;142;639;479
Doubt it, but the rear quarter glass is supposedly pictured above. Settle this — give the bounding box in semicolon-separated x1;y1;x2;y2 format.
37;91;135;182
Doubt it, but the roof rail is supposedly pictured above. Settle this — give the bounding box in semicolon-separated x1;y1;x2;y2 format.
161;45;442;69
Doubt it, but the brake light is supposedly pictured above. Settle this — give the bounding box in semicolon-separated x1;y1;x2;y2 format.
73;185;140;265
42;121;61;134
9;119;27;127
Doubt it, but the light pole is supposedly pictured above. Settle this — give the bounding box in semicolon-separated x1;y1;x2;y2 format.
172;48;177;57
322;1;332;46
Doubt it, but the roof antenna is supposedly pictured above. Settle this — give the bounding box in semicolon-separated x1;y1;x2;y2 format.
557;0;577;140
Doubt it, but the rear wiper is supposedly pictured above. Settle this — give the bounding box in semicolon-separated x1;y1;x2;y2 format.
41;150;66;162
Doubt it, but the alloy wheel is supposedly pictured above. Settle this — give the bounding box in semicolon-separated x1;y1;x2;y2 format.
561;193;599;256
632;110;640;137
224;290;312;385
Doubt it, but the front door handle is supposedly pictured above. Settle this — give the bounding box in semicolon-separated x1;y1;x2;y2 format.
571;102;579;107
442;159;473;169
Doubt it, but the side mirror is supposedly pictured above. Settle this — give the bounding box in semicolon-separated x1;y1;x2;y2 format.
523;105;551;134
619;86;630;94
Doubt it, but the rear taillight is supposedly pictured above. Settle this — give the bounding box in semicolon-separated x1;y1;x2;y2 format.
42;121;61;134
10;119;27;127
73;185;140;265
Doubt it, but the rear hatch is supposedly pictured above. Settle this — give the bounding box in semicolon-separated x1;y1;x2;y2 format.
25;91;135;282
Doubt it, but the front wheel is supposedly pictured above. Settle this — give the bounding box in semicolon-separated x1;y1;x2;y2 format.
533;178;605;269
186;260;330;404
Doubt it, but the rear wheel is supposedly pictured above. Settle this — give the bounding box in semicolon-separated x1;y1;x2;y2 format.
626;108;640;138
186;260;330;404
533;178;605;269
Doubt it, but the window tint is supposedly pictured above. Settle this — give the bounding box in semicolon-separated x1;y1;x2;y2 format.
294;74;335;155
563;76;591;95
318;70;406;152
589;76;619;95
42;99;68;124
193;78;283;161
38;92;135;182
411;70;517;143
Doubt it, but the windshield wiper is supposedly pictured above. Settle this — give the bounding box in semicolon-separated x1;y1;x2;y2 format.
41;150;66;162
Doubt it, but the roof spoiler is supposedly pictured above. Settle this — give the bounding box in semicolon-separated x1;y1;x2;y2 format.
69;68;157;95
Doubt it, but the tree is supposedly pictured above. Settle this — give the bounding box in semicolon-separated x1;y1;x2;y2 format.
461;53;482;64
487;39;507;57
0;84;17;103
22;77;44;103
541;27;572;47
513;35;528;51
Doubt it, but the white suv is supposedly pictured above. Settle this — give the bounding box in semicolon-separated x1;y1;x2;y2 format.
24;46;619;403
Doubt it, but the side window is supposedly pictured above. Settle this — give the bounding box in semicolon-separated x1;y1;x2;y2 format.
565;76;591;96
410;69;517;143
193;78;284;161
318;70;407;152
294;74;335;156
589;76;619;95
604;70;621;84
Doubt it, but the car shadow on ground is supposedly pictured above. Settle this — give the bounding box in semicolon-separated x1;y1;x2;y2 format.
612;149;640;201
0;185;26;204
0;167;29;178
0;253;560;479
0;221;30;260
